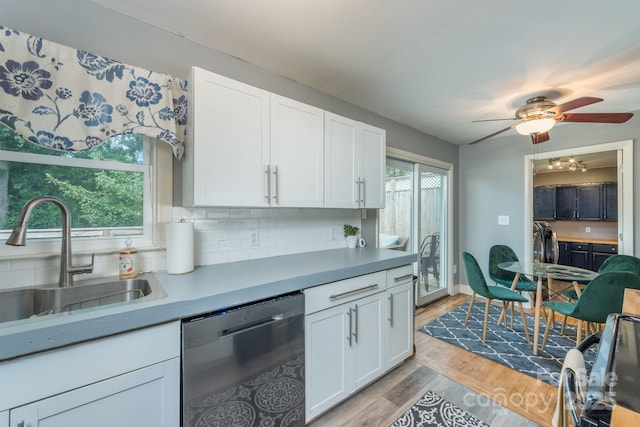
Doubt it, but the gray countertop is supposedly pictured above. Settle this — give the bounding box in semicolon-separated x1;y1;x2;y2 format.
0;248;416;361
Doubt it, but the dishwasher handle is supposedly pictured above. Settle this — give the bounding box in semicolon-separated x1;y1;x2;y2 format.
219;314;284;338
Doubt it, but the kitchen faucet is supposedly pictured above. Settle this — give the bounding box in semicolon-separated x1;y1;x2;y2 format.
5;196;94;287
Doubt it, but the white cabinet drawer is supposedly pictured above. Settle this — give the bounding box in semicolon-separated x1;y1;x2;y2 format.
0;321;180;411
303;271;386;314
386;265;413;287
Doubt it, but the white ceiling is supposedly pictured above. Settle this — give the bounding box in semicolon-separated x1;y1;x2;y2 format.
90;0;640;146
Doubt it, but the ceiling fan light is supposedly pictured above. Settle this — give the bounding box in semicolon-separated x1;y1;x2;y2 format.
515;118;556;135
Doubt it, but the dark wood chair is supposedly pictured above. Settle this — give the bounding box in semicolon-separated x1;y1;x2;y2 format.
420;233;440;287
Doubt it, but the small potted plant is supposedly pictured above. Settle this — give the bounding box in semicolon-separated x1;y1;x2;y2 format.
344;224;360;248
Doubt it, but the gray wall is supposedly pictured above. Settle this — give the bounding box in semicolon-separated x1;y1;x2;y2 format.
1;0;460;277
459;120;639;282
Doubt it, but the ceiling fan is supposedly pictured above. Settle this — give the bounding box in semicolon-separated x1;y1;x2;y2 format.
469;96;633;145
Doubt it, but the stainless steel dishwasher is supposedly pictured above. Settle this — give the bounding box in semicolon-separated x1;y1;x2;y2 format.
182;292;305;427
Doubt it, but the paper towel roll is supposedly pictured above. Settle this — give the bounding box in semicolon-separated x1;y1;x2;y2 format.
166;221;194;274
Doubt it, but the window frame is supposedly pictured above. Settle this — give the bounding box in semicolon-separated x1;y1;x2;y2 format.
0;136;172;259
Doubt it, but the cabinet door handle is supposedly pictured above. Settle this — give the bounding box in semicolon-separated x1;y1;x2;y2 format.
360;178;366;206
264;165;271;202
353;305;359;343
388;293;394;326
355;178;361;206
272;165;278;203
329;284;379;300
346;308;353;347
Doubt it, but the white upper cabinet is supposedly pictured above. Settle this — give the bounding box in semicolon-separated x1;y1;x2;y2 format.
324;112;385;209
270;94;324;207
184;67;270;207
184;66;385;208
183;67;323;207
359;123;386;208
323;113;358;208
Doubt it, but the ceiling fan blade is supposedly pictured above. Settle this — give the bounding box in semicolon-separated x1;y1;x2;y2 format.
560;112;633;123
468;125;515;145
472;118;517;122
531;132;550;144
551;97;603;114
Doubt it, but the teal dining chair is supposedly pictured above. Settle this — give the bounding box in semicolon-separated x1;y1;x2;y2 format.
554;254;640;335
462;252;531;347
541;271;640;349
488;245;538;292
561;254;640;301
488;245;539;328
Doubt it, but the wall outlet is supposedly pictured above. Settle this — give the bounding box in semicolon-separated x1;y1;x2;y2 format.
250;229;259;246
330;227;338;240
498;215;509;225
586;227;591;233
453;264;457;274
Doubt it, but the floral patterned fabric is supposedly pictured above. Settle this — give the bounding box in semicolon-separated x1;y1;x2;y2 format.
0;25;187;159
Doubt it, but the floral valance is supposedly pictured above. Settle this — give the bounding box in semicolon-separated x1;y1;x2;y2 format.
0;25;187;159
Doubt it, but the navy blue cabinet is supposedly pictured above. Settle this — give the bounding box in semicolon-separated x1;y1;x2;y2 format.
558;241;571;265
538;184;613;221
603;183;617;221
569;242;590;269
533;186;556;220
555;186;577;220
591;243;618;271
559;241;618;271
576;185;602;220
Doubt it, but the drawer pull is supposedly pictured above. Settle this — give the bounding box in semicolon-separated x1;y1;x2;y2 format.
330;284;379;301
393;273;413;282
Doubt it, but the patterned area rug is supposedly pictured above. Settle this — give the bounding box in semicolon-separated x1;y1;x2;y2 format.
184;354;305;427
390;390;489;427
419;301;595;387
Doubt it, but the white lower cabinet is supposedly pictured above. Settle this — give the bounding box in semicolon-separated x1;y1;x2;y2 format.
304;266;413;422
305;291;384;422
386;281;414;367
1;322;180;427
386;265;415;368
9;359;179;427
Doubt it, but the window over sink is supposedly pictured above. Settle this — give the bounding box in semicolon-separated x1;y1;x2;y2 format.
0;126;170;256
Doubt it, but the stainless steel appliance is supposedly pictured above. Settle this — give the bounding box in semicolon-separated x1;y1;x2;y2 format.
182;292;305;427
564;314;640;426
533;221;559;264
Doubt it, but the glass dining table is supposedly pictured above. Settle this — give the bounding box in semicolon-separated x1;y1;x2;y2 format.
498;261;598;355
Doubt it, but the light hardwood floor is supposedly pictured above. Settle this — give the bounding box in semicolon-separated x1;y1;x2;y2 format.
309;294;556;427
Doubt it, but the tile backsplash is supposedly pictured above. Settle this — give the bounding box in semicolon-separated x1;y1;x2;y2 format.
177;207;361;266
1;208;362;290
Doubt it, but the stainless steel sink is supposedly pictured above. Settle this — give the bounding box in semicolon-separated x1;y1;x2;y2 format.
0;276;166;323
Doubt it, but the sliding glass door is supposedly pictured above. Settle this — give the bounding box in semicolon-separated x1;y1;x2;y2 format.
379;156;449;306
416;164;448;305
